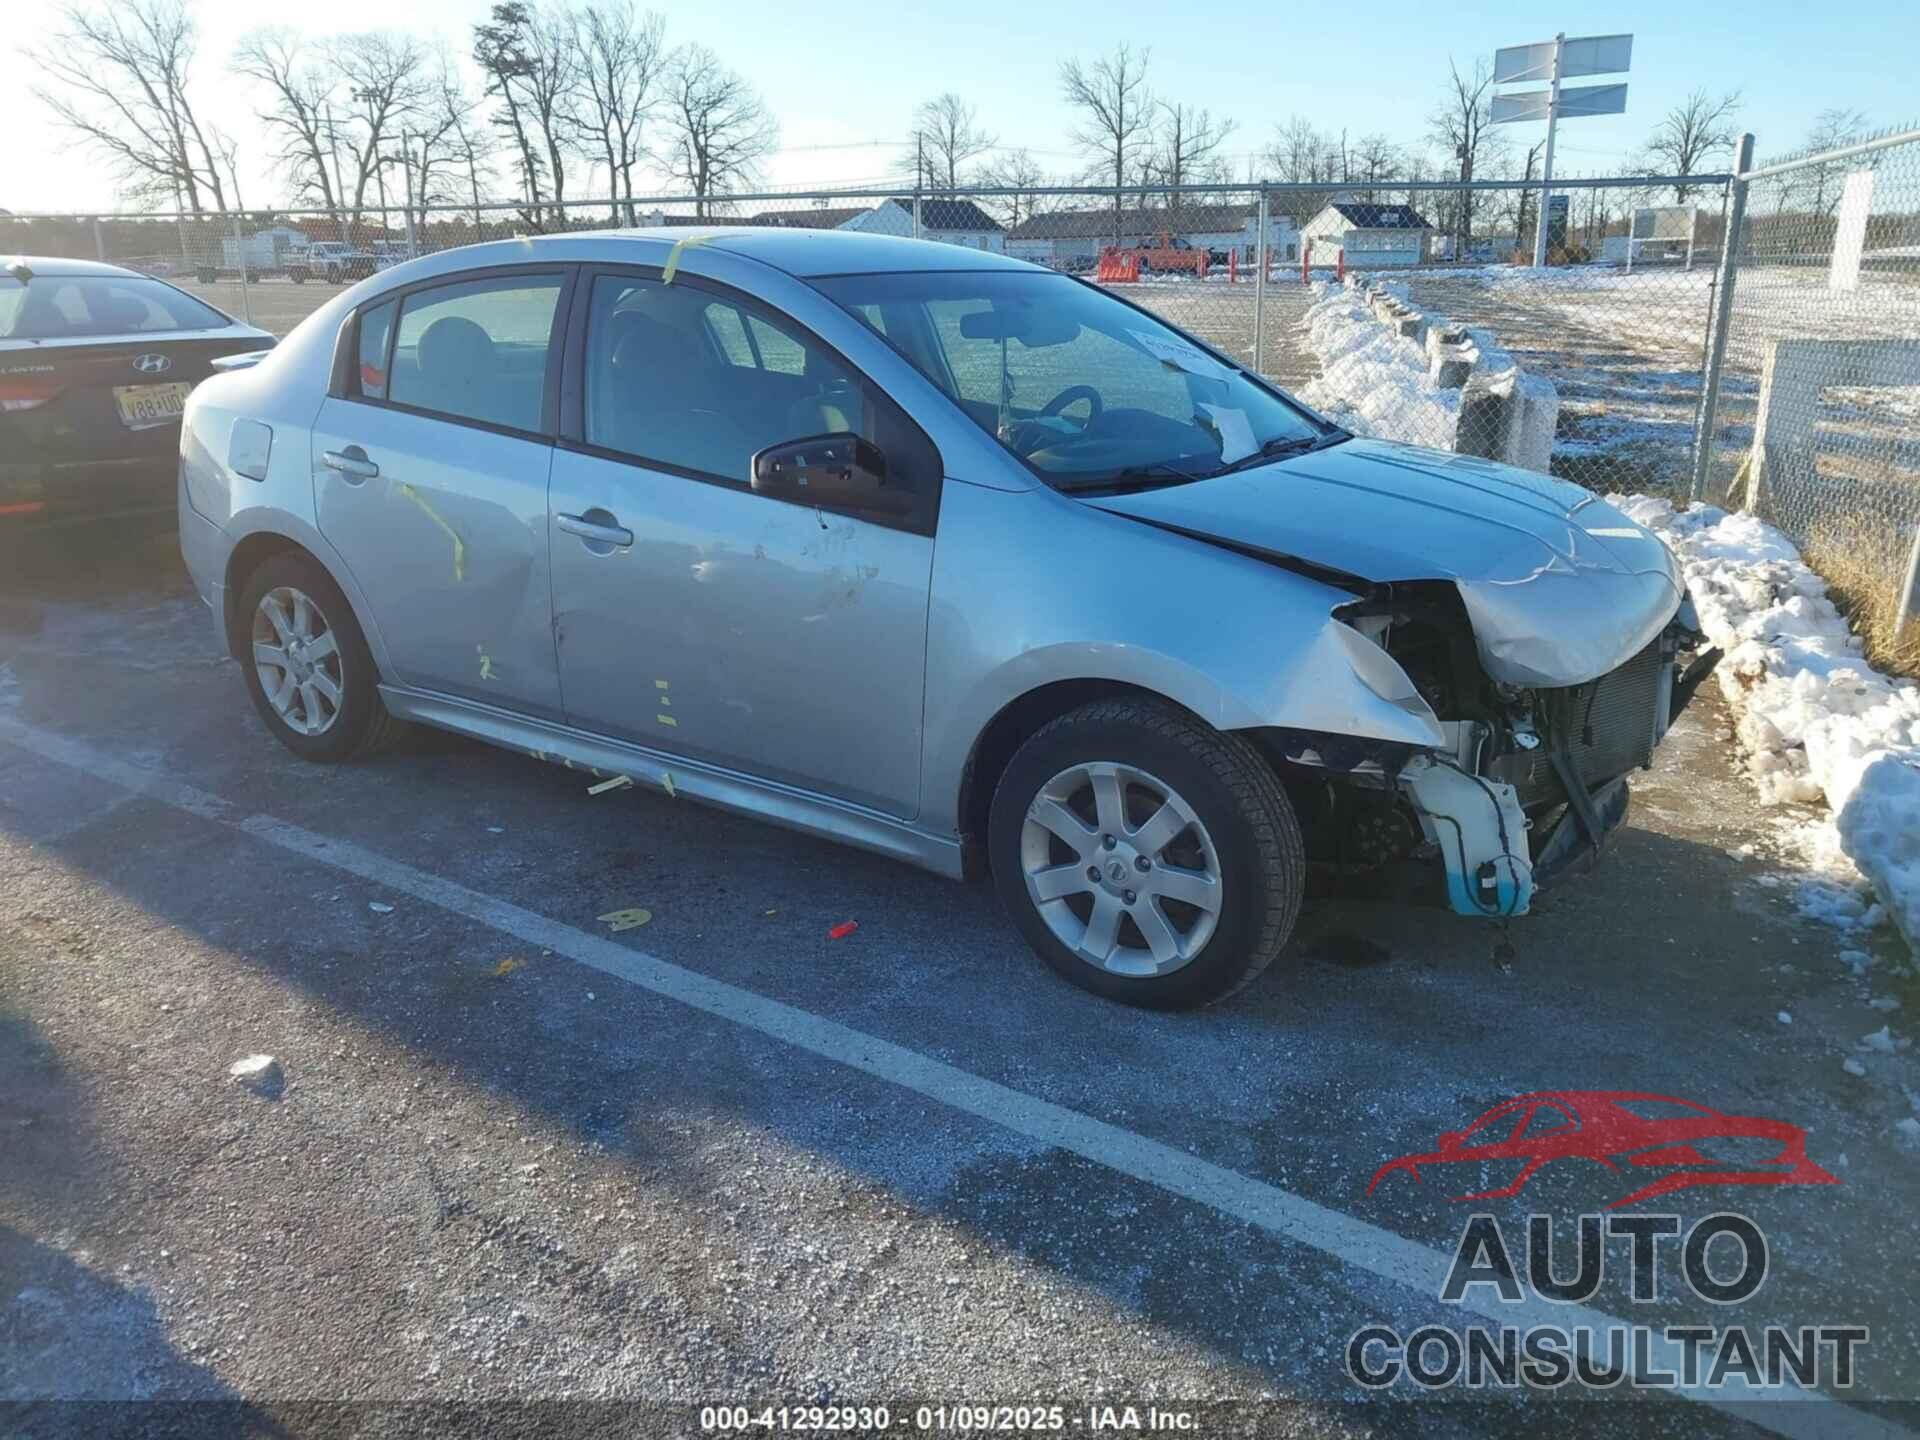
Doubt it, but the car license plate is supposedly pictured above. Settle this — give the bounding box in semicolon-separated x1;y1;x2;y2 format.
113;381;192;429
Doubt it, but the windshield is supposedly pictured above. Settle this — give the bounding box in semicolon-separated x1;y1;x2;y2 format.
0;273;232;340
811;270;1338;492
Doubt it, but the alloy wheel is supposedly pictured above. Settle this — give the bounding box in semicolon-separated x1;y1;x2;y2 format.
252;586;344;737
1019;761;1223;977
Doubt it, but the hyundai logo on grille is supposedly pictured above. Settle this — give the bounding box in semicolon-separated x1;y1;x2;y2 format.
132;353;172;374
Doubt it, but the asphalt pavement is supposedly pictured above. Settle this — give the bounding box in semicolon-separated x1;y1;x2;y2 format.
1;522;1916;1439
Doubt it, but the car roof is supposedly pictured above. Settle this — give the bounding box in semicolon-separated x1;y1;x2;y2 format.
424;227;1044;279
662;227;1038;277
3;255;146;280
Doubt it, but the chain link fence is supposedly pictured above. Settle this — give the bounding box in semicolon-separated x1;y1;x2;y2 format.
3;178;1729;495
1694;127;1920;670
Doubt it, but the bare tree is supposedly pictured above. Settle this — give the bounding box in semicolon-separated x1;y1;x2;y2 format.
29;0;228;212
440;65;503;227
1146;101;1235;204
1350;132;1401;201
407;47;480;230
474;2;547;213
1059;44;1152;242
573;1;666;221
332;31;428;222
974;147;1053;230
660;43;777;218
1778;107;1869;216
233;29;343;214
1261;115;1341;226
899;92;996;191
1428;58;1502;250
1640;88;1742;202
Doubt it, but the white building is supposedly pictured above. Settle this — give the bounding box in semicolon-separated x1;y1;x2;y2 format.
839;198;1005;252
1300;201;1433;268
1004;205;1298;268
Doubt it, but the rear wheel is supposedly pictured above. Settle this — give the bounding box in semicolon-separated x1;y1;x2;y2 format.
235;552;402;762
988;698;1304;1008
289;269;307;284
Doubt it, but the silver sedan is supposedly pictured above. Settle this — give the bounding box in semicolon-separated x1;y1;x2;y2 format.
178;229;1707;1007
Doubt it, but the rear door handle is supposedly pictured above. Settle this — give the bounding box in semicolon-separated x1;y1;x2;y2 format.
556;511;634;549
322;446;379;481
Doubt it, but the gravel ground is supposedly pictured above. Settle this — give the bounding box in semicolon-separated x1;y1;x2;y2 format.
2;523;1918;1440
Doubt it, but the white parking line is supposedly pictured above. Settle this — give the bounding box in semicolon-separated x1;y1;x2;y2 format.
0;714;1903;1439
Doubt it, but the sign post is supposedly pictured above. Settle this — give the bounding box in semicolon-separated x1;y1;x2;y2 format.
1532;34;1564;267
1493;32;1632;266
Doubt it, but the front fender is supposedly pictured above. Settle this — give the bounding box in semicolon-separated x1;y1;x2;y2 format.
920;482;1445;834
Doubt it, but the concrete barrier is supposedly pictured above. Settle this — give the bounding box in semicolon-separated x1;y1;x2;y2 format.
1340;272;1559;473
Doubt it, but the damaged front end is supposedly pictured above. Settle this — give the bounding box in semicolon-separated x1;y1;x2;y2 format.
1262;581;1718;920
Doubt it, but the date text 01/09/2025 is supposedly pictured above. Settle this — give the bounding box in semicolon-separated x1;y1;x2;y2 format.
698;1404;1202;1432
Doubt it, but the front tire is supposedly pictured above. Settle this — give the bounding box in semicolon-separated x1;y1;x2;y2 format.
235;552;402;762
988;698;1304;1008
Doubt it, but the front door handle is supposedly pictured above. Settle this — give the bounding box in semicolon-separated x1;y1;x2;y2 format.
557;511;634;549
322;446;380;481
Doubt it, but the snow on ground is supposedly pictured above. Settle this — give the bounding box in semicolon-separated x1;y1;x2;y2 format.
1296;283;1460;449
1612;494;1920;955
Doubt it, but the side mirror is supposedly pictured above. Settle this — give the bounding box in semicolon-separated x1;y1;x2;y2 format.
751;434;912;517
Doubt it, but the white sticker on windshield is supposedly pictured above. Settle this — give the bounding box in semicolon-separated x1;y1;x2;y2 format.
1127;329;1233;383
1198;404;1258;464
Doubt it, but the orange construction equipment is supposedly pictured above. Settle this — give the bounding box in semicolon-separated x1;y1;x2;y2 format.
1101;231;1206;279
1094;251;1140;283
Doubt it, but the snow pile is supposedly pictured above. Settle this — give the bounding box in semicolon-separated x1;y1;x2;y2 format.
1297;284;1460;449
1611;494;1920;952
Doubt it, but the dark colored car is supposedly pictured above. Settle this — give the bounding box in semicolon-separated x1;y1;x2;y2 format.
1367;1090;1839;1208
1;256;275;526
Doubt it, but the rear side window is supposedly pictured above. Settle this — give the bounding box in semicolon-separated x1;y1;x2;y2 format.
387;274;563;433
356;300;397;400
0;274;231;339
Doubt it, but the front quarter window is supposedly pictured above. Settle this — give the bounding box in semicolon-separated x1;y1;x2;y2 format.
813;269;1335;493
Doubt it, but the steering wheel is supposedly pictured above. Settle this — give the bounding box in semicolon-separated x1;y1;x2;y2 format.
1039;384;1103;423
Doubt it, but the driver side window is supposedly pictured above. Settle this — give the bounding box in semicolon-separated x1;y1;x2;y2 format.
584;275;866;484
581;275;938;501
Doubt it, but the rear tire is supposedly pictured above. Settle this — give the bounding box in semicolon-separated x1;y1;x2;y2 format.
988;698;1304;1008
234;551;403;763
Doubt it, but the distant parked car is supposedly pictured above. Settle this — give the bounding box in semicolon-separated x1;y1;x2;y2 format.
288;241;376;285
2;256;273;526
177;229;1710;1008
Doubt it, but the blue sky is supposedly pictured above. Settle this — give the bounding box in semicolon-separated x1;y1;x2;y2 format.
4;0;1915;211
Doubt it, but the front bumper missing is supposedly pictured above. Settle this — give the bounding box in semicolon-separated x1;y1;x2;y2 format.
1397;755;1534;918
1531;775;1632;893
1396;757;1636;918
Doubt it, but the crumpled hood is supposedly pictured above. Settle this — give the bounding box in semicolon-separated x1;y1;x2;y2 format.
1085;437;1684;688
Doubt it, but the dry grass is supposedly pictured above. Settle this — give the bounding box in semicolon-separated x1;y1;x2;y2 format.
1802;515;1920;680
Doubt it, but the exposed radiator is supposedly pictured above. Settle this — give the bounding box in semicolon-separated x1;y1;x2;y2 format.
1493;639;1667;808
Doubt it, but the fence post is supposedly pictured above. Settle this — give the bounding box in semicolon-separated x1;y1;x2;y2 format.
228;209;253;326
1897;526;1920;648
1689;131;1754;504
1253;190;1268;376
92;218;106;262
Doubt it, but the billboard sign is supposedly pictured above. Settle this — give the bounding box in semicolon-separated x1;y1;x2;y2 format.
1493;34;1633;85
1492;82;1629;125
